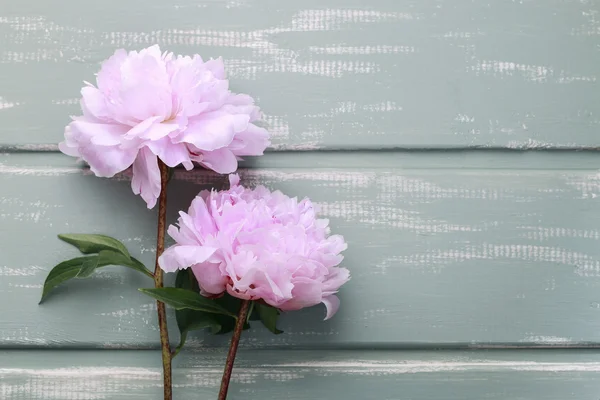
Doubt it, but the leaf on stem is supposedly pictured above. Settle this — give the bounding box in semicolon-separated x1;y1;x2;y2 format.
172;269;223;356
257;303;283;334
138;287;236;317
76;257;98;278
40;250;152;303
58;233;131;257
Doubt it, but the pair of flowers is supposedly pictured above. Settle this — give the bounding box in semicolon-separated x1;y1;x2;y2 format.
48;44;350;399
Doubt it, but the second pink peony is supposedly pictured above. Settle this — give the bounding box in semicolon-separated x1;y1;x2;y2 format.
159;174;350;319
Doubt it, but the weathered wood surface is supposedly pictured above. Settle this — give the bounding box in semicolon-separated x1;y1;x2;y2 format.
2;350;600;399
2;0;599;148
2;152;600;347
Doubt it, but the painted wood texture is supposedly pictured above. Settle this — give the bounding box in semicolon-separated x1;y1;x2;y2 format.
2;350;600;399
2;0;599;148
2;152;600;347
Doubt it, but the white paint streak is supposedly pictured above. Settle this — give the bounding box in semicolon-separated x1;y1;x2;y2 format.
309;45;416;55
519;226;600;241
51;98;79;105
471;60;597;84
521;335;572;344
455;114;475;123
305;101;402;118
0;97;19;110
266;360;600;373
378;244;600;277
0;265;40;277
7;283;42;289
0;164;81;176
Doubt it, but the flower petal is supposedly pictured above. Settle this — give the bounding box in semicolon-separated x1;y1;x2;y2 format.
322;295;340;320
80;86;109;120
159;245;218;273
146;137;191;168
181;112;249;151
124;116;163;139
230;123;270;156
198;147;238;174
131;147;161;208
192;262;227;295
70;120;129;146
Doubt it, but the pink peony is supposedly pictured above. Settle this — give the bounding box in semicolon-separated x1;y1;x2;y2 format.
59;45;270;208
159;175;350;319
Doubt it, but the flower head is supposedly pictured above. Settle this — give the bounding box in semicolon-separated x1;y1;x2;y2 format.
159;175;350;319
59;45;270;208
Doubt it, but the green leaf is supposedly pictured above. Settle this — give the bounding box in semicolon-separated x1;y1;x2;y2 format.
172;269;223;356
40;255;106;303
175;268;198;292
167;166;175;183
246;301;255;323
248;305;261;321
58;234;131;258
138;288;236;317
97;251;153;278
40;251;153;303
173;309;222;357
257;303;283;334
76;257;98;278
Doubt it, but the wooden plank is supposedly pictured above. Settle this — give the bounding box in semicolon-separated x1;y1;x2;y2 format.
1;349;600;399
2;152;600;347
1;0;599;148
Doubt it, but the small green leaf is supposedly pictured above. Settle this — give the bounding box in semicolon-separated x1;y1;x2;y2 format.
40;251;153;303
246;301;255;323
172;269;223;356
173;309;222;357
167;167;175;183
248;305;261;321
139;288;236;317
40;255;104;303
257;303;283;334
58;234;131;258
97;251;153;278
76;257;98;278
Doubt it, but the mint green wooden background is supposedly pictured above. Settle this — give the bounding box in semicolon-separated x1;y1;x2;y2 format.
2;0;600;398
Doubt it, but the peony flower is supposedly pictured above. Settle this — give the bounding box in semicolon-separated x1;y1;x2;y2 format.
159;174;350;319
59;45;270;208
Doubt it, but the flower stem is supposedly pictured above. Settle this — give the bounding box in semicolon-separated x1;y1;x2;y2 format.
217;300;251;400
155;160;172;400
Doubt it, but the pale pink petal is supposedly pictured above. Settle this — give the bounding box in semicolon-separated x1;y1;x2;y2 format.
198;147;238;174
188;196;218;236
58;141;80;157
192;262;227;295
181;112;249;151
278;279;322;311
131;147;161;208
96;49;128;94
146;137;191;168
322;267;351;296
139;122;179;141
79;145;137;177
159;245;218;273
80;86;108;120
70;120;129;146
229;173;240;187
204;58;226;79
321;295;340;320
124;116;163;139
230;124;270;156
